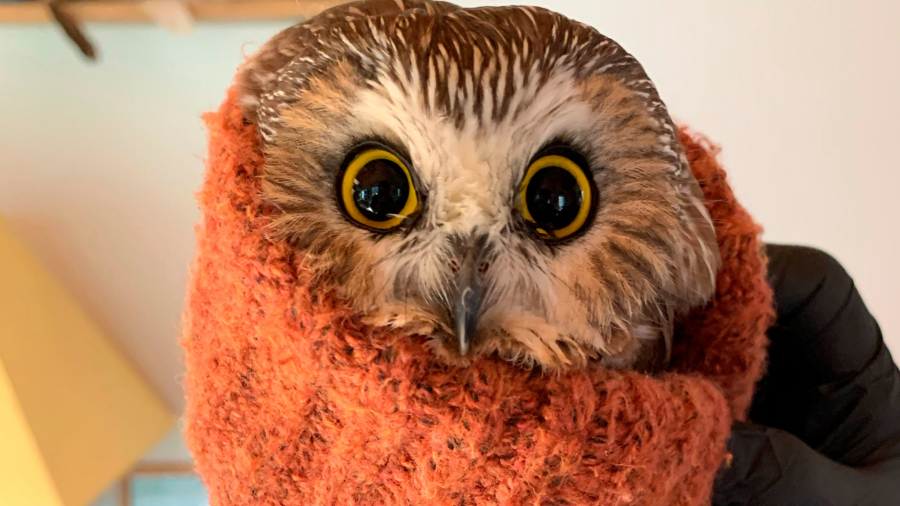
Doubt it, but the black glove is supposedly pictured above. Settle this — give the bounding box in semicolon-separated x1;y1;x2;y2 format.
713;245;900;506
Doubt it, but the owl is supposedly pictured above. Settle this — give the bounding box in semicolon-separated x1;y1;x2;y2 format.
236;0;719;372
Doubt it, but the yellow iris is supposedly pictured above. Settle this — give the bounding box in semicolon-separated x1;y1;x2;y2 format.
340;148;419;230
519;154;592;240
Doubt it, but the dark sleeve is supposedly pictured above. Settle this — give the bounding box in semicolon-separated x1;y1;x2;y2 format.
713;245;900;506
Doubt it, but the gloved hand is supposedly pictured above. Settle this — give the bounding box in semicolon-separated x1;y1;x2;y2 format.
713;245;900;505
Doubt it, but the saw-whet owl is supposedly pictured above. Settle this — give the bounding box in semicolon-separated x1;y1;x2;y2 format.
237;0;720;372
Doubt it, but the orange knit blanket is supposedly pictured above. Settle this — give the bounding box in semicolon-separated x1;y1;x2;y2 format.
183;89;772;506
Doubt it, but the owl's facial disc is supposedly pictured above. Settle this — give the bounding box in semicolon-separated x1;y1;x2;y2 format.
336;138;600;358
241;0;722;371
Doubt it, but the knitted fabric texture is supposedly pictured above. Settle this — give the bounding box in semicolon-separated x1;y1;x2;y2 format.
183;89;773;506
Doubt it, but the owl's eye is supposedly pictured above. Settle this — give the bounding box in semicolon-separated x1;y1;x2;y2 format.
520;153;593;240
339;147;419;231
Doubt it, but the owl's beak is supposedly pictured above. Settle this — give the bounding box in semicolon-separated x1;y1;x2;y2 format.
454;279;482;356
447;235;487;356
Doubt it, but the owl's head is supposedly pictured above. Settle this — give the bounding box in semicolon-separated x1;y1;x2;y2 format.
237;0;719;371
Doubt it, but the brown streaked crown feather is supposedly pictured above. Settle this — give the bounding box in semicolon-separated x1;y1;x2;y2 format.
236;0;720;372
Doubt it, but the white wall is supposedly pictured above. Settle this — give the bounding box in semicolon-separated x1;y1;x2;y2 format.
2;0;898;423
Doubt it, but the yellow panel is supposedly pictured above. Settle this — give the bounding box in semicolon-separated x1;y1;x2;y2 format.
0;216;174;506
0;359;63;506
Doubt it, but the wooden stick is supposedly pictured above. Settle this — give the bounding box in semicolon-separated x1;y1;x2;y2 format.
0;0;346;24
46;0;97;59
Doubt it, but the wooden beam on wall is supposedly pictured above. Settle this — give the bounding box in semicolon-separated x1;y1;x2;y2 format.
0;0;346;24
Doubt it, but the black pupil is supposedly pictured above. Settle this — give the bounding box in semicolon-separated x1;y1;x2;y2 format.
352;158;410;222
525;166;583;232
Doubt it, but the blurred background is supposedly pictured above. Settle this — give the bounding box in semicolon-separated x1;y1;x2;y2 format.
1;1;898;505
